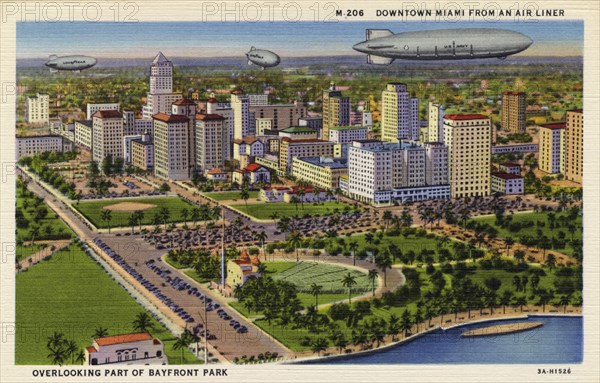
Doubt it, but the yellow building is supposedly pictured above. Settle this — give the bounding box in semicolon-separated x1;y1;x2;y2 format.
279;138;334;173
291;157;348;189
564;109;583;183
501;91;526;133
322;83;350;141
226;249;261;287
538;123;566;174
381;83;419;142
443;114;491;198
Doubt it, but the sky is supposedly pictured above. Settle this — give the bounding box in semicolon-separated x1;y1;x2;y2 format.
16;21;583;59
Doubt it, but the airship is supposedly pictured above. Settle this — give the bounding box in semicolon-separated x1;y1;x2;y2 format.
44;55;97;72
353;28;533;65
245;47;280;70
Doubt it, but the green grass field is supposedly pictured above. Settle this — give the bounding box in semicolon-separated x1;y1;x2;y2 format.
473;211;582;256
231;201;355;220
73;197;197;228
203;191;259;201
16;244;43;261
16;244;201;364
16;185;74;242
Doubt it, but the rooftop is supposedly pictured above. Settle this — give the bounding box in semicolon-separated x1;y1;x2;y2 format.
281;138;332;144
152;52;170;64
492;172;523;180
92;110;122;119
500;162;521;168
233;136;259;145
329;125;367;131
444;114;489;121
75;119;93;128
173;98;196;106
196;113;225;121
295;156;348;169
502;91;525;95
94;332;153;346
280;126;316;134
539;122;566;130
152;113;189;123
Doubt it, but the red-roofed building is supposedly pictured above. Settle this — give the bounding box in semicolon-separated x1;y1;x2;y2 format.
226;249;261;287
232;162;271;185
233;136;265;162
205;167;229;182
92;109;124;163
491;172;524;195
539;122;567;174
85;332;167;366
153;112;190;180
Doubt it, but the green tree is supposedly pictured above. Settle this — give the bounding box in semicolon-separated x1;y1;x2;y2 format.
310;337;328;356
310;282;323;309
341;272;357;304
100;210;113;233
132;312;153;333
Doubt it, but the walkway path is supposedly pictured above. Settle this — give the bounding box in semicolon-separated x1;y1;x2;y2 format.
16;240;71;272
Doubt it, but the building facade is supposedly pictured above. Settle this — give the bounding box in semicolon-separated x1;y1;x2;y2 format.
328;126;368;144
92;110;124;163
564;109;583;183
291;157;348;189
381;83;419;142
87;103;119;120
250;101;306;131
16;135;63;159
279;138;335;172
195;113;225;173
427;102;445;143
322;84;350;141
142;52;182;119
539;123;566;174
152;113;189;180
443;114;492;198
278;126;318;140
491;172;524;195
74;120;93;149
25;93;49;124
231;88;250;140
501;91;526;133
85;332;167;366
130;132;154;172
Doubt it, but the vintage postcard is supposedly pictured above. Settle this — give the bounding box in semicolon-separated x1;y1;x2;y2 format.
1;1;598;382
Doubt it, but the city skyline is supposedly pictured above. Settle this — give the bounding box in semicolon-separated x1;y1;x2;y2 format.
17;21;583;59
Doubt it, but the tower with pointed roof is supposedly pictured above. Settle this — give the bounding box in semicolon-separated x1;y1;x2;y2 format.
143;52;182;119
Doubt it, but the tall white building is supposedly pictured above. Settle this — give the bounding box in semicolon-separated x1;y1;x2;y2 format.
195;113;226;173
152;113;189;180
539;123;566;174
381;83;419;142
123;134;143;163
347;140;449;204
206;97;234;161
328;126;368;144
425;142;449;186
25;93;49;124
443;114;492;198
172;98;197;173
92;110;124;163
322;83;350;141
16;135;63;160
142;52;182;119
427;102;445;143
231;88;250;140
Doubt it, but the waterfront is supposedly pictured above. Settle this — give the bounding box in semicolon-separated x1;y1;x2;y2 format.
300;316;582;364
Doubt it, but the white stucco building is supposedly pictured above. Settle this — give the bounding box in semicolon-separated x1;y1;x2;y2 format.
85;332;167;366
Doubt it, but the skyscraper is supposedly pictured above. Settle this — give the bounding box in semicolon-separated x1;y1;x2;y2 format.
564;109;583;183
443;114;492;198
501;91;526;133
322;83;350;141
152;113;189;180
381;83;419;142
195;114;226;174
25;93;49;124
427;102;445;143
91;110;124;164
231;88;250;140
143;52;182;119
539;123;566;174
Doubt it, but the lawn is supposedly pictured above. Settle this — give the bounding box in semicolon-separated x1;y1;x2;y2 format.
16;244;43;261
16;184;74;242
73;197;198;228
16;244;201;364
203;191;259;201
231;201;356;220
473;211;582;256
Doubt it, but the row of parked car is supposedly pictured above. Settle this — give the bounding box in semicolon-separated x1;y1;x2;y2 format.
146;260;248;334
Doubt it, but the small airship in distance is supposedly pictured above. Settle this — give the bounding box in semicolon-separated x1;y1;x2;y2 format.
45;55;97;72
245;47;280;70
353;28;533;65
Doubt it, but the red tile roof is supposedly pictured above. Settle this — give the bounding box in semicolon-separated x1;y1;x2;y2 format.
196;113;225;121
95;332;153;346
86;346;97;353
207;97;217;103
92;110;122;119
502;91;525;95
231;88;244;95
492;172;523;180
207;168;226;175
540;123;566;130
245;163;262;172
444;114;489;120
152;113;189;123
173;98;196;106
233;136;258;145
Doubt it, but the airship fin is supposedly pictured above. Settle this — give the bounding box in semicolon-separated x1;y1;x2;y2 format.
49;68;58;73
48;54;58;60
248;60;253;66
367;55;394;65
366;29;393;40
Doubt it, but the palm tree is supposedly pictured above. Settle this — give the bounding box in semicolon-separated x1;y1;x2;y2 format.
288;230;303;262
256;230;268;258
348;241;359;266
400;309;413;337
514;295;527;313
46;332;67;366
101;210;113;233
65;339;78;364
368;269;378;296
341;273;357;304
382;210;393;230
191;207;201;227
93;327;109;338
375;253;393;287
309;283;323;308
310;337;328;356
28;224;40;246
128;214;137;234
558;294;572;313
75;349;86;365
240;187;250;208
181;208;189;226
387;314;401;341
290;196;300;211
132;312;153;332
173;332;192;363
504;237;515;256
414;307;423;332
159;206;170;229
135;210;145;231
499;290;513;314
296;188;306;209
